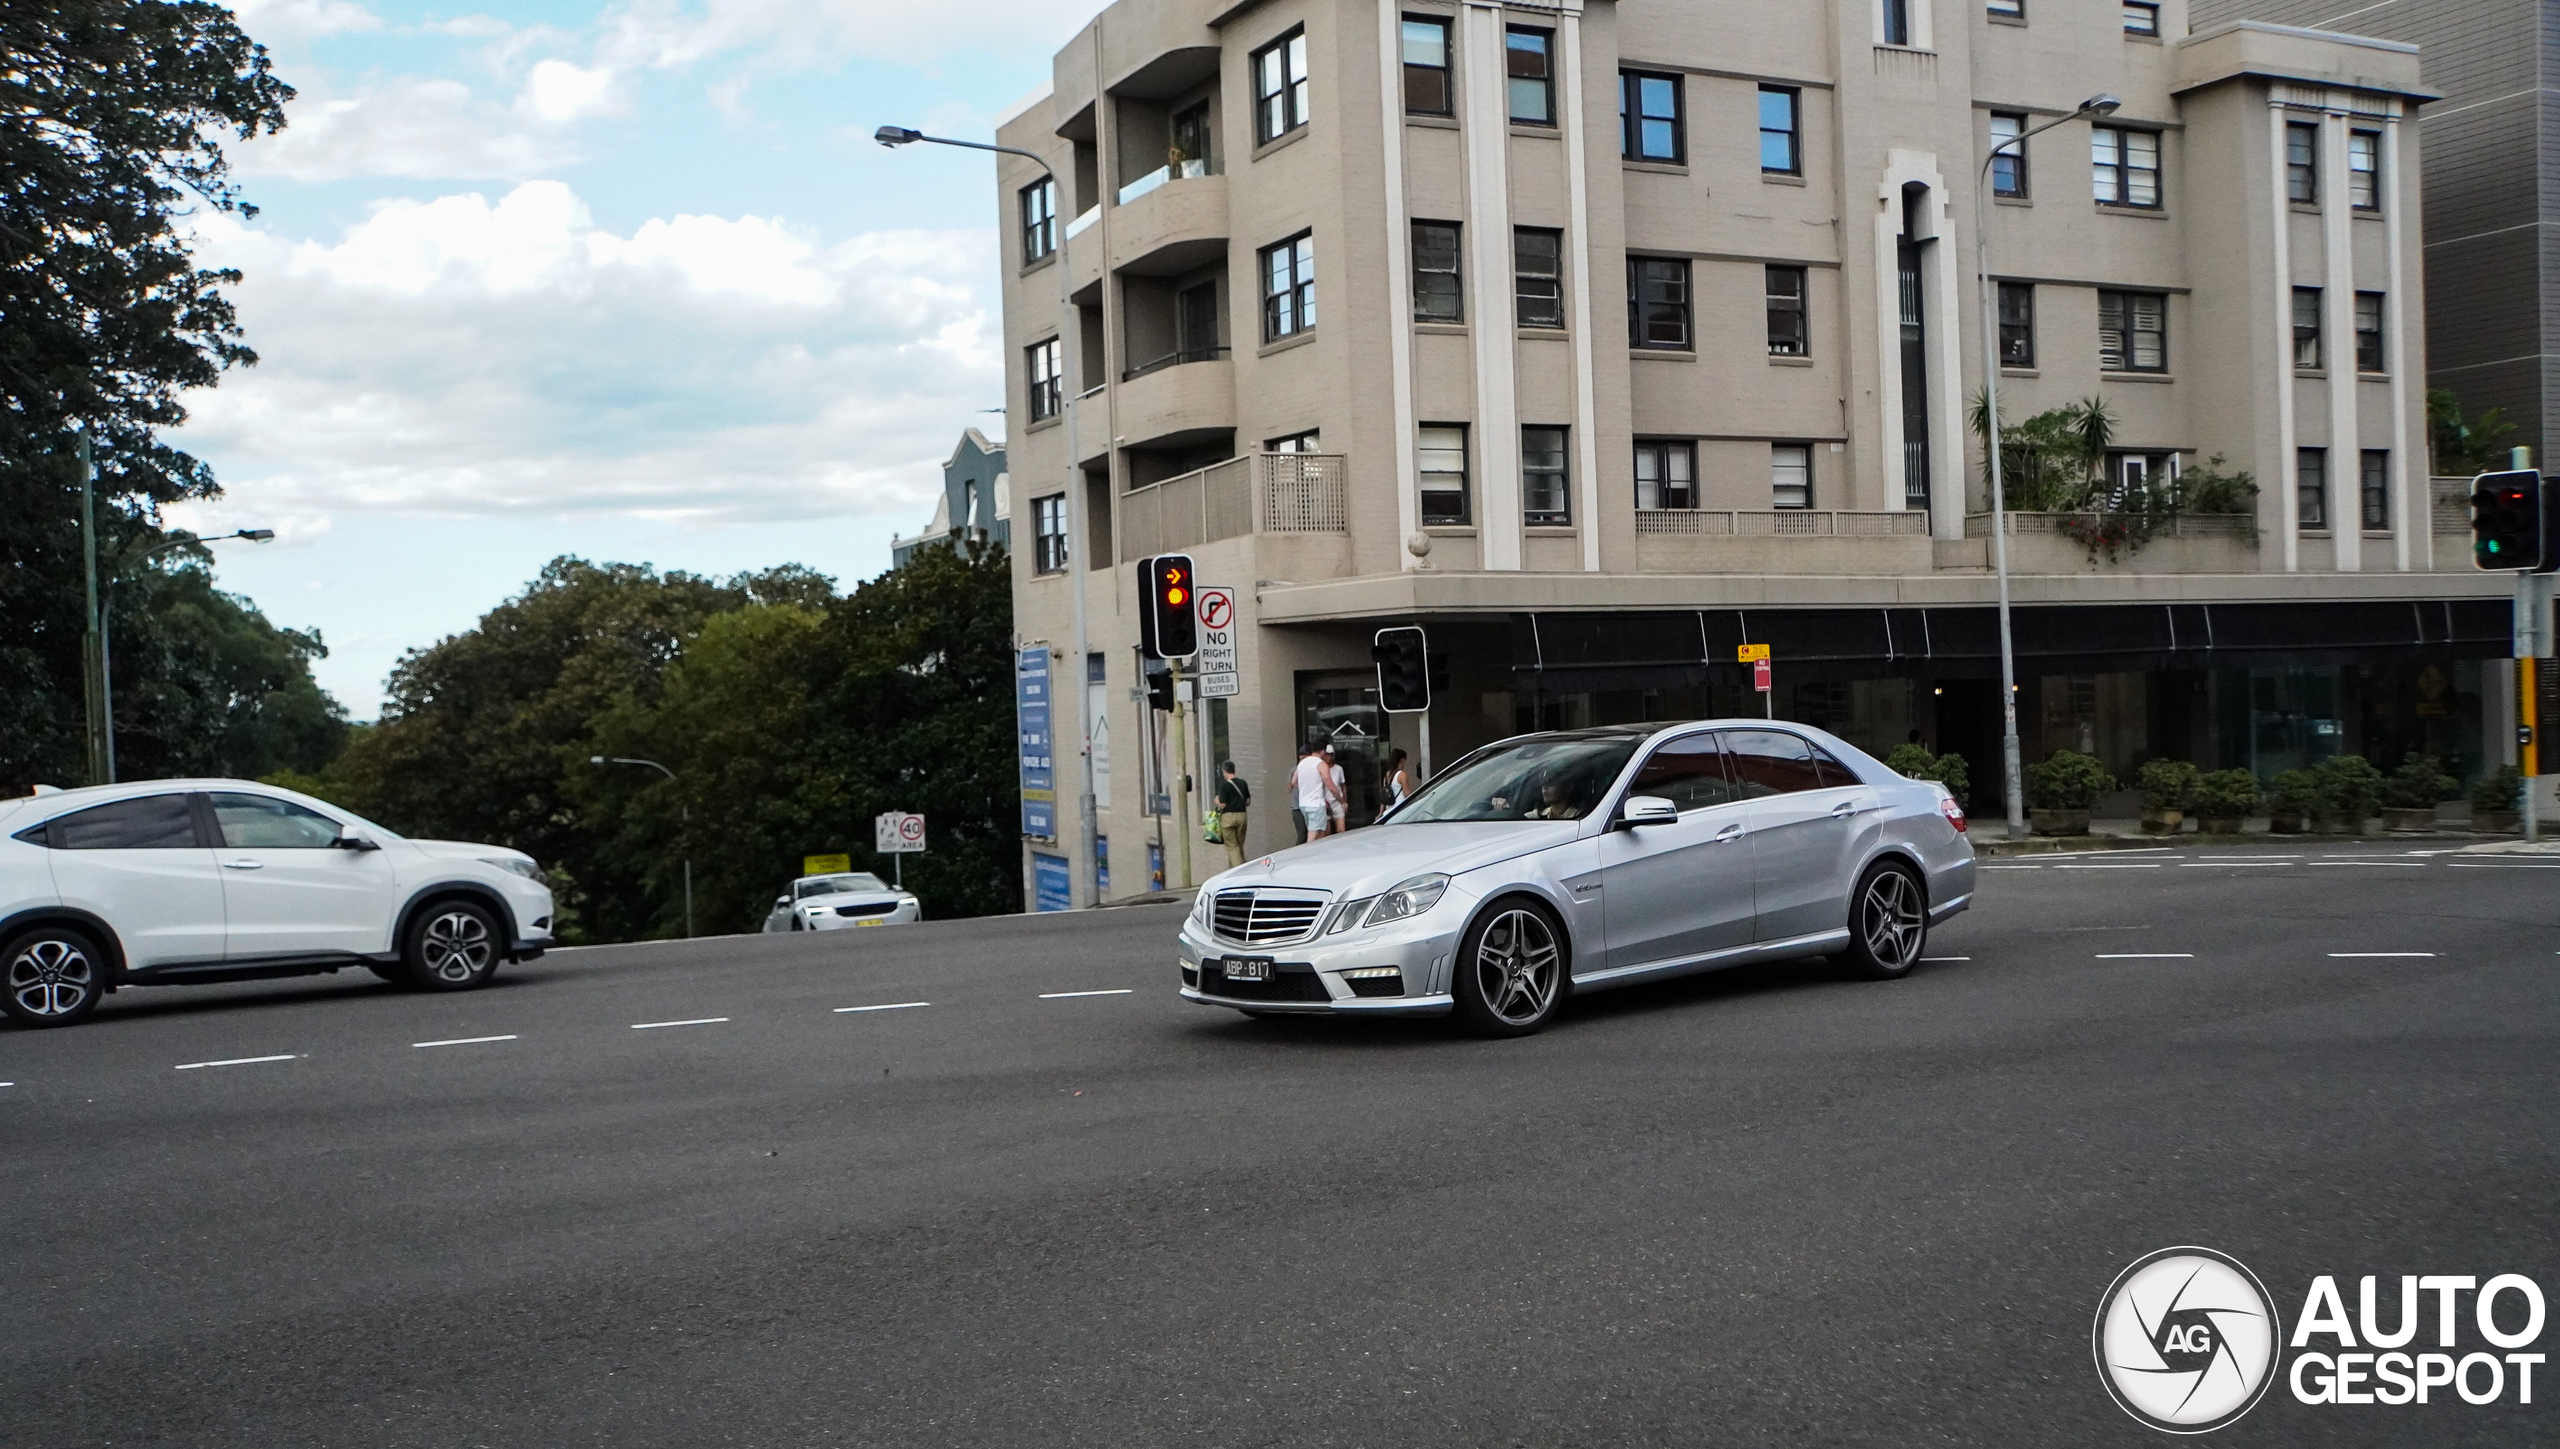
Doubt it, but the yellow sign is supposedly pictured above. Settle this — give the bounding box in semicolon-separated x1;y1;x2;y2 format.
1737;643;1771;663
803;853;851;876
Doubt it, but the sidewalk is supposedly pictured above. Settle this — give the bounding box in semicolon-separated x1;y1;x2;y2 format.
1969;816;2530;858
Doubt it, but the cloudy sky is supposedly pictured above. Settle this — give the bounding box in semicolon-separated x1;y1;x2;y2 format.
166;0;1100;716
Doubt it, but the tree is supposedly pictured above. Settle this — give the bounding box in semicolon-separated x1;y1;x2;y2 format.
1;1;301;788
2428;387;2517;476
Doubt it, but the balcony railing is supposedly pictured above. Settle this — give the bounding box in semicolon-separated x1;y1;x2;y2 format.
1636;509;1929;536
1118;452;1347;561
1065;205;1101;239
1116;157;1209;205
1122;346;1230;382
2432;475;2474;535
1963;512;2255;538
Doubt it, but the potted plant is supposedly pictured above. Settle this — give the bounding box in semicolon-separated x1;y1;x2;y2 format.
2191;769;2262;834
2311;754;2386;834
1885;744;1972;807
2381;753;2458;833
2135;758;2198;834
2025;749;2113;836
2267;770;2319;834
2472;765;2522;833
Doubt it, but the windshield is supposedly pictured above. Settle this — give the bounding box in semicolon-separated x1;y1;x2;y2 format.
1385;734;1642;824
798;873;890;898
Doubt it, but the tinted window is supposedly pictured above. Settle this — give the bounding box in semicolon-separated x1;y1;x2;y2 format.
1391;734;1640;823
210;792;341;848
1627;735;1736;812
47;794;202;849
1808;745;1861;788
1725;731;1825;797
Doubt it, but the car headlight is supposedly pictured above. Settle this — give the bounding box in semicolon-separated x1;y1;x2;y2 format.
1362;874;1449;927
1325;897;1377;934
1190;888;1213;927
482;857;547;884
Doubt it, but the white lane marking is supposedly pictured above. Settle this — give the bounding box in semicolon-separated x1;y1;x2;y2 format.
2199;853;2300;859
2180;861;2291;867
2043;847;2178;856
175;1055;296;1070
2056;863;2163;869
2327;952;2437;958
412;1035;518;1048
631;1017;729;1029
2310;860;2423;866
1040;989;1134;999
2095;953;2194;959
0;1082;12;1087
1983;864;2043;871
2449;862;2560;869
835;1002;931;1013
1919;956;1971;962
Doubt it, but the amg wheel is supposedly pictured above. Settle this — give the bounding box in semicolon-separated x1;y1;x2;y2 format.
404;900;504;992
1837;861;1927;980
1451;898;1567;1037
3;924;105;1028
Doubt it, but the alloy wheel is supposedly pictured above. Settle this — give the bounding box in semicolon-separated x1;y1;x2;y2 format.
420;911;494;984
1860;869;1924;970
1471;908;1562;1027
8;937;95;1018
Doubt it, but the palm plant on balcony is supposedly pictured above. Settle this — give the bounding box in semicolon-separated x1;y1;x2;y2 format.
1967;399;2257;562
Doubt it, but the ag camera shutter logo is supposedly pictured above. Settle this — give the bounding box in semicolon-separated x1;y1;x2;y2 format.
2093;1247;2282;1433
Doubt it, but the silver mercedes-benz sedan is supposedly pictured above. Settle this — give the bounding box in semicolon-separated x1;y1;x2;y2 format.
1177;721;1975;1036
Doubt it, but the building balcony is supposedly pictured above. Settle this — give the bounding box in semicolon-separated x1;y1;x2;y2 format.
1955;512;2261;573
1113;352;1232;450
1117;451;1347;563
1109;172;1228;277
1633;508;1932;574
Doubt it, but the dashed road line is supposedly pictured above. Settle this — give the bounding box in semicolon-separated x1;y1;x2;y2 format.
413;1035;518;1048
2310;860;2423;866
1039;989;1134;999
1920;956;1971;962
2095;953;2194;960
2327;952;2437;959
175;1055;296;1071
1983;864;2043;871
631;1018;729;1030
2449;861;2560;869
835;1002;931;1013
2181;860;2290;866
2057;863;2163;869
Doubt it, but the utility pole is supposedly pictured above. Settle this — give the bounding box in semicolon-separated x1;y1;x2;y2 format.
2517;448;2545;843
1170;659;1193;889
76;430;107;786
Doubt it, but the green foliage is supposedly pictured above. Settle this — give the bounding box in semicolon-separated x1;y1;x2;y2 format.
2025;749;2114;810
1884;744;1970;801
2311;753;2386;824
2383;753;2459;811
2470;765;2522;814
2135;758;2198;813
2429;388;2516;476
2268;770;2320;815
2190;769;2263;820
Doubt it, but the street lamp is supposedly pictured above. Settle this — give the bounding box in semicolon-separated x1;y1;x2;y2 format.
590;755;692;938
97;527;278;784
1974;93;2119;839
878;123;1100;908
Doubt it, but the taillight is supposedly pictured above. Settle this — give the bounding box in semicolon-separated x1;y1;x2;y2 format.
1940;796;1967;833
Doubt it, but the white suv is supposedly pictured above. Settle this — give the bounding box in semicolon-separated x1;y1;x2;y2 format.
0;779;555;1029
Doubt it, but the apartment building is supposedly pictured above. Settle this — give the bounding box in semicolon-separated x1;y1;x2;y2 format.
998;0;2515;905
889;428;1010;570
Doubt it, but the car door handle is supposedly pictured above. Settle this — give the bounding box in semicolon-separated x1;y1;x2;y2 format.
221;859;264;870
1830;801;1865;817
1712;823;1745;842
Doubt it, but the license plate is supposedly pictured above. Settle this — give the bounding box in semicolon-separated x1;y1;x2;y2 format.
855;919;882;927
1221;956;1272;982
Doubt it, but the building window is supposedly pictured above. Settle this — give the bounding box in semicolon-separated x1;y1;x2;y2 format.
1522;426;1570;525
1261;232;1315;341
1402;17;1452;116
1882;0;1913;47
2092;125;2160;208
1027;337;1062;420
1506;28;1554;125
1634;440;1696;510
1998;282;2034;367
2355;292;2385;373
1766;265;1808;357
2361;450;2390;530
2285;122;2318;204
1772;444;1812;509
1412;220;1462;322
1032;493;1069;572
1419;424;1469;524
1620;71;1683;162
1253;29;1309;145
1020;179;1056;261
1987;0;2023;16
2292;287;2322;369
2122;1;2159;34
2349;130;2380;210
1628;256;1690;349
2098;290;2166;372
1989;112;2027;198
2297;448;2327;531
1269;429;1321;453
1515;227;1564;328
1759;87;1801;174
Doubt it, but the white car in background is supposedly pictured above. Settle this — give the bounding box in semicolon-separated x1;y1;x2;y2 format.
0;779;554;1029
764;872;922;932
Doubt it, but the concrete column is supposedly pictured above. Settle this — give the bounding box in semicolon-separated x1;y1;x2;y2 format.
2268;98;2299;571
2384;113;2416;571
1375;0;1423;569
2322;107;2360;572
1555;10;1602;572
1460;0;1521;570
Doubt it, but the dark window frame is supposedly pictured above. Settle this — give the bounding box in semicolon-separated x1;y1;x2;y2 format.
1620;69;1684;163
1521;424;1571;526
1997;281;2034;367
1418;423;1471;525
1252;27;1310;145
1401;15;1452;116
1515;226;1565;329
2292;287;2322;370
1505;27;1555;126
1031;493;1069;573
2122;1;2160;35
2098;289;2167;373
2348;129;2381;210
1020;178;1056;262
2092;124;2161;209
1627;255;1691;350
1633;438;1697;511
1027;337;1063;420
2355;291;2386;373
2297;448;2328;532
2285;121;2318;205
2360;450;2390;531
1261;231;1316;341
1771;443;1813;509
1882;0;1913;47
1758;86;1801;175
1412;219;1462;322
1989;111;2028;198
1986;0;2024;16
1765;264;1808;357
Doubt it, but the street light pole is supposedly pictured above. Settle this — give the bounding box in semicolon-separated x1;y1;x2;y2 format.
1974;94;2118;839
591;755;691;937
95;526;278;785
877;125;1099;907
76;429;106;786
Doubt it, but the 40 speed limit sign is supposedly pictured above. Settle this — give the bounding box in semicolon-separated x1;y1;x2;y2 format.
875;811;927;854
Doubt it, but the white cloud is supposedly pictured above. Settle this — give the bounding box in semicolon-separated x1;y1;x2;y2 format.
237;75;574;183
228;0;383;39
519;59;621;122
175;184;998;533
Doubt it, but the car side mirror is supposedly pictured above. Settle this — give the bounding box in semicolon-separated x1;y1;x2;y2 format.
775;896;790;908
335;824;380;852
1620;796;1679;828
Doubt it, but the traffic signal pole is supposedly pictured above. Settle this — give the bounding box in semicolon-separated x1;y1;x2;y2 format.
2523;571;2545;843
1170;658;1194;889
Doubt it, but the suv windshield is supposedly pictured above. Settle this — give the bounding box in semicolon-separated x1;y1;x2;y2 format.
1385;734;1642;823
798;874;890;898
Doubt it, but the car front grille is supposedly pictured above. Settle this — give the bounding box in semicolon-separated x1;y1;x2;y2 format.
834;901;899;918
1199;961;1330;1002
1210;888;1329;946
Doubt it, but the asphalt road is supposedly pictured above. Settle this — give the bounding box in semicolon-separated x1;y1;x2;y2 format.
3;843;2555;1446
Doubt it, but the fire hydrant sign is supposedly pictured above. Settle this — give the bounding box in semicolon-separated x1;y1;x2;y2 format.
1196;586;1239;699
875;812;927;854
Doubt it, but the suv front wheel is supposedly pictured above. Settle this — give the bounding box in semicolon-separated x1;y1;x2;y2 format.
3;923;106;1028
404;900;505;991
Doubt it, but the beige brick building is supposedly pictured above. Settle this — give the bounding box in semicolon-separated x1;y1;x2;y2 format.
996;0;2516;906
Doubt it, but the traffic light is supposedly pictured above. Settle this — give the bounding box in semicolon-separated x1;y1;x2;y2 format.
1144;663;1173;713
2470;470;2552;571
1146;553;1198;658
1374;626;1430;712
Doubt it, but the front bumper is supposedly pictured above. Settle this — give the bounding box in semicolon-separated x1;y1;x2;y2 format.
805;901;924;931
1176;915;1461;1017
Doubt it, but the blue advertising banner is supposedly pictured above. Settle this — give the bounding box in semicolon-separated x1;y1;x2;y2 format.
1031;853;1071;912
1017;645;1054;838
